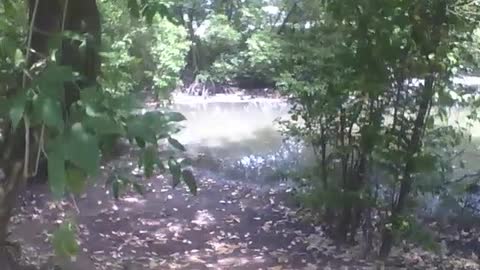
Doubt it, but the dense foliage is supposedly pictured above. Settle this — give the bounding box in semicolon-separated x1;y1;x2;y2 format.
0;0;195;267
276;0;480;257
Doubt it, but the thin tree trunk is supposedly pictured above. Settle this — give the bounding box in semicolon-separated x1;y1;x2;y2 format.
379;75;435;257
0;0;101;267
320;125;328;188
0;163;24;243
379;0;447;256
185;7;199;74
0;162;25;270
61;0;101;110
337;106;351;241
277;1;297;35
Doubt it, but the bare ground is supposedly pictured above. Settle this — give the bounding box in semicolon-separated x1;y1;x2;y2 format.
10;152;480;270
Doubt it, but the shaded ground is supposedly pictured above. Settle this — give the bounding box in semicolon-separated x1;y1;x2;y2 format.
11;155;480;269
12;153;368;270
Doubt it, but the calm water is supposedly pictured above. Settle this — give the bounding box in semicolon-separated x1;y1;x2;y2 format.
170;93;312;184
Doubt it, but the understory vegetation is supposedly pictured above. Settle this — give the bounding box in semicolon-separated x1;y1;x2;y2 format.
1;0;480;268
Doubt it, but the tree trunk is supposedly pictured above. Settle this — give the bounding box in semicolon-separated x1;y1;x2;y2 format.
277;2;297;34
0;0;101;267
0;163;25;270
379;0;447;256
185;6;200;76
61;0;101;110
379;75;434;257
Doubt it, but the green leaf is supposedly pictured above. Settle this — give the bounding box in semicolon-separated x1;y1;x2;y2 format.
85;104;100;117
33;95;64;130
66;166;87;194
182;169;197;195
0;98;7;116
164;111;186;122
9;93;25;130
2;0;14;16
80;86;101;104
66;123;100;174
126;117;156;143
168;158;181;188
37;65;74;98
412;153;437;173
127;111;184;143
143;145;156;178
425;117;434;129
143;112;169;130
135;137;146;148
85;115;125;136
438;89;454;107
48;144;66;199
47;32;63;52
39;64;75;84
128;0;140;18
143;5;156;25
179;158;193;167
168;137;186;151
14;48;24;67
132;182;145;195
112;178;121;200
52;222;79;258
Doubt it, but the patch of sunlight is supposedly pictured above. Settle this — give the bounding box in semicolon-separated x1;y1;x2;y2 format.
172;98;288;148
168;222;184;234
186;254;207;264
445;108;480;138
138;218;162;226
262;5;280;15
153;230;168;244
208;240;240;255
121;206;135;212
216;256;264;267
122;196;146;204
172;93;285;105
191;209;215;227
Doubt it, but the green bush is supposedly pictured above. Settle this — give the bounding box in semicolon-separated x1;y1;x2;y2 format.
245;31;284;79
148;16;190;98
201;14;241;53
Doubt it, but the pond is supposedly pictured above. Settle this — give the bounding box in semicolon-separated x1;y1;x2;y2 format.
170;93;313;185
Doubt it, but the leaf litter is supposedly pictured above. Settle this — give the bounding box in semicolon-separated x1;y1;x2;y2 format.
9;153;480;270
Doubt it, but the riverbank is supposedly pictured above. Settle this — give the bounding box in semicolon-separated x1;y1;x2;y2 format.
12;150;480;270
9;92;480;269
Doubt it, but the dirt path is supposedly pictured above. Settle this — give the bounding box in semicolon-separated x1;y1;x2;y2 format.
10;150;372;270
10;154;480;270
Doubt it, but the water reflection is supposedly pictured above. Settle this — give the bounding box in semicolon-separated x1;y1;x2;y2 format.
167;93;480;216
170;94;310;183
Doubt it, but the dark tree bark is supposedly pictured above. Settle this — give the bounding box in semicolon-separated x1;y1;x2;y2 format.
379;0;448;257
0;0;101;268
61;0;101;110
379;75;435;257
277;2;297;35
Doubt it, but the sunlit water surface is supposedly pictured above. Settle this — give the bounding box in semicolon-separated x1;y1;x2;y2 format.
170;93;312;184
168;91;480;216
